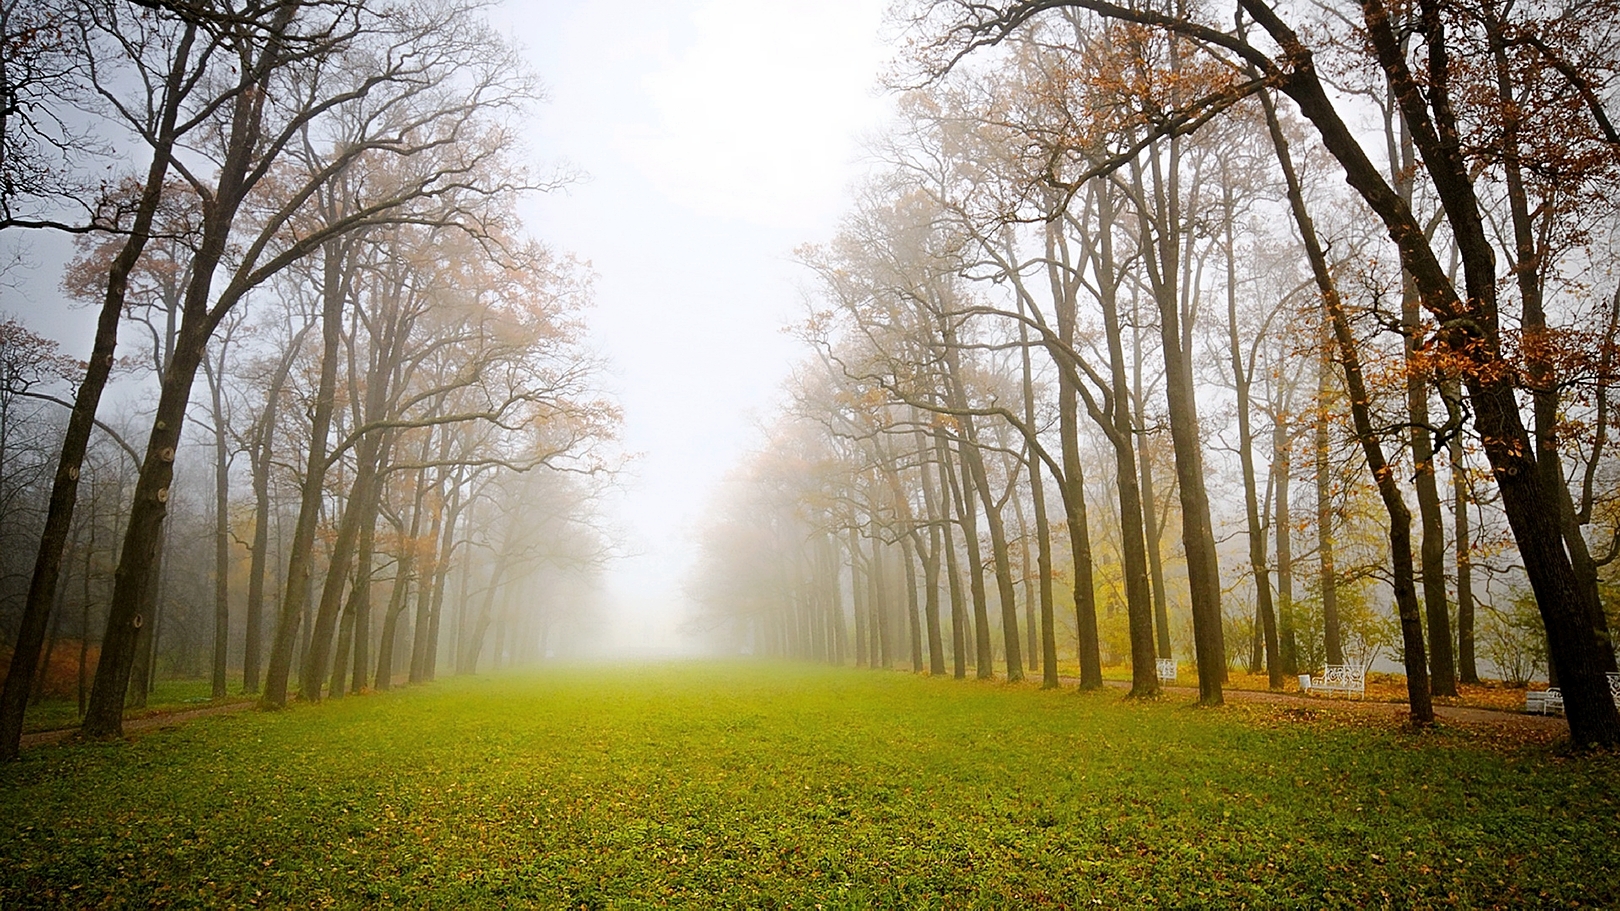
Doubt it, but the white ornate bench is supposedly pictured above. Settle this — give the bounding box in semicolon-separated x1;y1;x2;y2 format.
1526;672;1620;715
1156;658;1176;682
1525;688;1564;714
1300;664;1365;698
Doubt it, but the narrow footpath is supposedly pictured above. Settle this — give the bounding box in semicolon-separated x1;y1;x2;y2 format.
1107;678;1568;736
19;700;256;751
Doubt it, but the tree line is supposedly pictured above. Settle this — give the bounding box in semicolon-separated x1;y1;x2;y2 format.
689;0;1620;745
0;0;619;761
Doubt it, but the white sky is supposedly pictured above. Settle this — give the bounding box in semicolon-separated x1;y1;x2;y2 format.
492;0;894;652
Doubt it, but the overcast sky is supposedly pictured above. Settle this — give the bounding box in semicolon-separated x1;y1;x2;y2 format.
491;0;895;652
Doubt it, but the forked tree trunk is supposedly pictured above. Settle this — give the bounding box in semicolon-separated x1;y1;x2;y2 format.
1131;297;1173;662
914;426;947;676
1059;328;1102;688
261;241;350;710
934;431;969;679
949;434;993;678
1132;144;1224;704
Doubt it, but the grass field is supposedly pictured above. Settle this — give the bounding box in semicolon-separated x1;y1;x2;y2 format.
2;661;1617;908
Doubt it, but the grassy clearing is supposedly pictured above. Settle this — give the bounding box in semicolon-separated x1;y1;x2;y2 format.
2;661;1617;908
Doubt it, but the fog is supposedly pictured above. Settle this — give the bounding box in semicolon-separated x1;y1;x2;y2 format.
491;0;892;655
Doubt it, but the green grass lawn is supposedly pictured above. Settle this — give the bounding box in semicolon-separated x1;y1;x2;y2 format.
2;661;1617;908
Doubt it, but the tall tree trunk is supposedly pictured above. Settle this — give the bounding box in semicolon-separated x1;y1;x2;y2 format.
871;537;890;669
1486;13;1613;681
966;437;1023;682
1035;217;1104;689
1274;413;1298;676
32;568;68;706
243;319;311;695
951;434;993;678
1131;297;1173;662
242;394;277;696
1261;86;1432;723
1448;408;1477;684
301;441;383;701
1221;176;1282;689
348;503;377;694
1061;337;1102;690
424;473;464;682
902;535;923;672
409;463;448;684
125;526;164;708
376;467;428;691
461;544;513;675
935;431;969;679
1406;286;1457;695
1315;334;1343;667
78;498;96;718
1391;111;1458;697
303;278;408;699
1010;476;1037;676
1081;190;1160;697
373;574;412;692
939;311;1023;682
1386;88;1464;690
204;355;231;699
1013;300;1059;688
828;535;848;665
850;528;868;668
328;599;355;699
331;490;378;697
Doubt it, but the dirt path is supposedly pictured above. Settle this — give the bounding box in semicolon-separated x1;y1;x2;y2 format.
19;700;257;751
17;677;1567;753
1104;678;1568;735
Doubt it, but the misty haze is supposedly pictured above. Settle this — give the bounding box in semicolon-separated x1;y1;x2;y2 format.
2;0;1619;906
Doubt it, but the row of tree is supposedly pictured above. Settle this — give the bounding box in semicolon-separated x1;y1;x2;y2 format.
690;0;1620;744
0;0;618;761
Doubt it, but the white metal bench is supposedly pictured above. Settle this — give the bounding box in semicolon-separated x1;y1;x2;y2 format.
1526;672;1620;715
1525;688;1564;715
1156;658;1176;682
1300;664;1365;698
